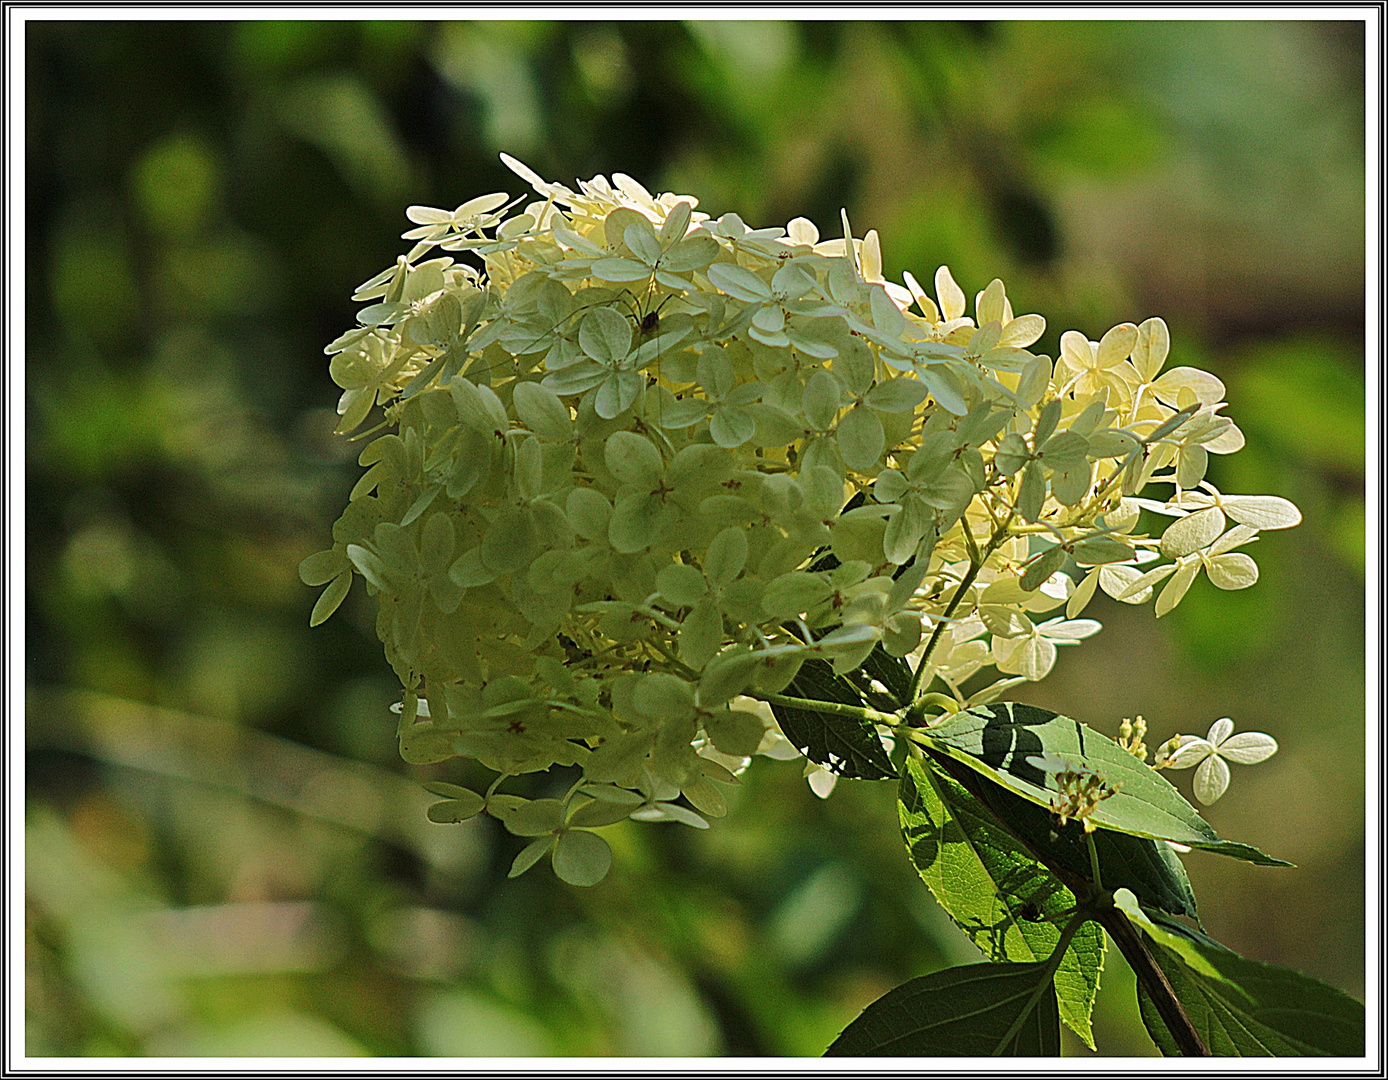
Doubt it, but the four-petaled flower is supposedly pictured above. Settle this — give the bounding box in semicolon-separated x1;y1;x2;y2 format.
1160;718;1278;805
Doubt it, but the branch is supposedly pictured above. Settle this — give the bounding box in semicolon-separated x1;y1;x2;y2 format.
1094;906;1210;1057
748;690;899;727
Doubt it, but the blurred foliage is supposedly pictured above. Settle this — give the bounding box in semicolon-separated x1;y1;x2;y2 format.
25;19;1364;1057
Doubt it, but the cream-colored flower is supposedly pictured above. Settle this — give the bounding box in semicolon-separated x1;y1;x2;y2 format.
1056;323;1139;404
1160;718;1278;805
991;615;1101;681
901;266;976;341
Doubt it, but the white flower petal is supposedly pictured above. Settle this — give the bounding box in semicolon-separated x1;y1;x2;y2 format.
1164;737;1213;769
1067;568;1100;619
1027;753;1071;775
1154;557;1200;617
1019;635;1057;681
1160;506;1226;558
1207;524;1260;557
1038;617;1102;641
1112;561;1175;602
1193;754;1230;805
1204;552;1258;590
1219;494;1302;530
1217;731;1279;765
1206;717;1235;745
807;767;838;799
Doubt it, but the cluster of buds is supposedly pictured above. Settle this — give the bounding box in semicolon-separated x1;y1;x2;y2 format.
1118;715;1148;761
1048;767;1121;834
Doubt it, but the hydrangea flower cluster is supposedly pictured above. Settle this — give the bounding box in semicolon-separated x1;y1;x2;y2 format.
301;156;1299;884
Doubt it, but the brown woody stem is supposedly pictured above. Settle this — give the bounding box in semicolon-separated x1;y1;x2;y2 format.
1094;906;1210;1057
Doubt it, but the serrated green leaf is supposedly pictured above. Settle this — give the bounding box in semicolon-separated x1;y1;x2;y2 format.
899;757;1104;1047
825;962;1060;1056
861;643;914;706
770;659;894;780
919;703;1291;864
933;754;1199;918
1137;920;1364;1057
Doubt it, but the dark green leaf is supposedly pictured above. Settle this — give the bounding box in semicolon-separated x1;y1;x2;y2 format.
770;659;894;780
920;703;1290;864
899;757;1104;1047
825;962;1060;1056
1137;916;1364;1057
861;643;914;707
932;753;1199;918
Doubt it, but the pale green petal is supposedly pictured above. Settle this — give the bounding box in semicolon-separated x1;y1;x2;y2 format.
703;526;749;586
1096;322;1138;368
1066;568;1100;619
551;830;612;886
1216;732;1278;764
310;572;352;627
1192;754;1230;806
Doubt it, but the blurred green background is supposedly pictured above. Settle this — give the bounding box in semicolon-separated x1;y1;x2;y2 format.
25;19;1366;1057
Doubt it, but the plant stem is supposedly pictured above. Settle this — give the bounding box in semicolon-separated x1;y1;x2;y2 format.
1094;906;1210;1057
907;507;1019;706
748;690;899;727
1085;831;1104;893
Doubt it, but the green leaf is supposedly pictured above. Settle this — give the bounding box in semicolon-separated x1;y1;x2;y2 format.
1136;915;1364;1057
824;962;1060;1056
899;757;1104;1047
933;754;1199;919
861;643;914;706
920;703;1290;864
769;659;894;780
